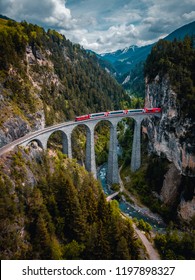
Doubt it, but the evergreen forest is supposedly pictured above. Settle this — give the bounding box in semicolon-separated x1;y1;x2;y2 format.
144;36;195;118
0;148;140;260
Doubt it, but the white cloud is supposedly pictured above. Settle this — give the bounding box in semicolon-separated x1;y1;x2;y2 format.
0;0;76;29
71;24;141;53
65;0;195;52
182;11;195;21
1;0;195;53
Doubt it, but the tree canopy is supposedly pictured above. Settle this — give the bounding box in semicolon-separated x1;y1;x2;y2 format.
145;36;195;118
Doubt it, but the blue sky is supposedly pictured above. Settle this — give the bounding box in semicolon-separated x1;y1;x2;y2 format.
1;0;195;53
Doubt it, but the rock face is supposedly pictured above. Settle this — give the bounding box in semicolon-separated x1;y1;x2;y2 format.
178;197;195;222
0;44;52;148
160;163;181;205
145;76;195;176
0;116;30;148
144;76;195;222
0;109;46;148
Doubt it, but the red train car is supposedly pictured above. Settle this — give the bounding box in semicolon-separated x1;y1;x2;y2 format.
144;108;161;113
75;114;90;121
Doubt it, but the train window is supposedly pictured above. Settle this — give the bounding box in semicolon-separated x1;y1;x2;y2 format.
109;111;123;114
128;109;143;113
91;113;105;117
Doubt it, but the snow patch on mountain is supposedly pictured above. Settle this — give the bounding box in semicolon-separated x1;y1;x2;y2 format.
121;45;137;54
105;67;110;73
122;75;131;85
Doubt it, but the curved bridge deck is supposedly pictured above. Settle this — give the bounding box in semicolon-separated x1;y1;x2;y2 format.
0;112;161;184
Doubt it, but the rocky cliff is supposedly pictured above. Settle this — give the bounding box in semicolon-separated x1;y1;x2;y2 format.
144;76;195;223
145;76;195;175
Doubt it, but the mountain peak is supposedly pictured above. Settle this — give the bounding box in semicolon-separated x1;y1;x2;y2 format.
121;45;138;54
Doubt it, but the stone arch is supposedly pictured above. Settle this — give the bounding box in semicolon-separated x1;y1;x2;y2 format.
94;118;114;128
93;118;120;185
94;119;112;166
27;139;45;150
114;115;149;172
116;116;136;165
71;122;97;177
46;129;71;155
71;123;90;165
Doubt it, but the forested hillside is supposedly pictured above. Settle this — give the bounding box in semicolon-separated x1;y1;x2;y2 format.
145;36;195;119
0;18;130;147
0;148;139;260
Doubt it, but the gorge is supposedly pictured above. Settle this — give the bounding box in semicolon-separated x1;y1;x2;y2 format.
0;16;194;260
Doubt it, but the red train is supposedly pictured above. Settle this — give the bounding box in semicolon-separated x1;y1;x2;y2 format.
75;108;161;121
144;108;161;113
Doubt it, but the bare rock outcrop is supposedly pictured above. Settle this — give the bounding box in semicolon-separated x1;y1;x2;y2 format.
160;163;181;205
178;197;195;222
144;76;195;223
145;76;195;176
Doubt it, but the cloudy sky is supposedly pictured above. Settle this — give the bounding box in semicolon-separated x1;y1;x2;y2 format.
1;0;195;53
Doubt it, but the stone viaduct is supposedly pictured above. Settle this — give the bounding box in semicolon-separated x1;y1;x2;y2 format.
0;113;161;185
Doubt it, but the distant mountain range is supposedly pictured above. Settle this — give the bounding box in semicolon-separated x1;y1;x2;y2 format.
99;44;152;76
94;21;195;95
